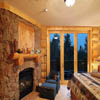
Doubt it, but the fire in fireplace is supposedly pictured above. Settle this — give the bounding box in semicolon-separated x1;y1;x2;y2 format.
19;68;34;99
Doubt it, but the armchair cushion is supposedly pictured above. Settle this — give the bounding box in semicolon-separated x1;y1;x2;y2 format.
46;79;56;83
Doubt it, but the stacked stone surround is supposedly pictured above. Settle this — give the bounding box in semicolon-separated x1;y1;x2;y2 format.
0;8;41;100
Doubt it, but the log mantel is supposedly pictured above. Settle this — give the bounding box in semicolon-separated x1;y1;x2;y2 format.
11;53;40;66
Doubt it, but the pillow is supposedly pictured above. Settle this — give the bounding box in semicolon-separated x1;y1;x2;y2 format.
90;72;100;78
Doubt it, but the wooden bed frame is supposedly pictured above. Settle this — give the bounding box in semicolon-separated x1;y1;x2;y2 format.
71;90;78;100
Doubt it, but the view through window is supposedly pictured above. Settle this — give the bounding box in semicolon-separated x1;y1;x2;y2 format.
78;33;88;73
50;34;60;76
64;33;74;80
49;33;88;81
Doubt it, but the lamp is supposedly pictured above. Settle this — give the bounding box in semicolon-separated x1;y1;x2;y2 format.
64;0;75;7
54;36;58;39
54;34;59;39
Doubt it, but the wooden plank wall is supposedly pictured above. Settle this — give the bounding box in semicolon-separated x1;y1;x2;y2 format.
41;26;47;82
91;27;100;71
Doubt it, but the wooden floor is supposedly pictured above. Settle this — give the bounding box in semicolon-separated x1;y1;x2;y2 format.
22;85;71;100
55;85;71;100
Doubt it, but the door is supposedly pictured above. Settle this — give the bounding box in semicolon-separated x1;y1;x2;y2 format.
77;33;88;73
50;33;61;76
47;31;89;84
64;33;74;80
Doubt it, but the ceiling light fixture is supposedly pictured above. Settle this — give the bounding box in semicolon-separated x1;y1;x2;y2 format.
64;0;75;7
44;8;48;12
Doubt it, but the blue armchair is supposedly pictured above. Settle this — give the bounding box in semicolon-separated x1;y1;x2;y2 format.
46;72;60;93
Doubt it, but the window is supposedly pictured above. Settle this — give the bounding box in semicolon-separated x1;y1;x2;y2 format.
47;29;90;83
78;34;88;73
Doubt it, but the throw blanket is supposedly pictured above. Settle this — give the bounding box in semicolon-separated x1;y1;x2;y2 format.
71;73;100;100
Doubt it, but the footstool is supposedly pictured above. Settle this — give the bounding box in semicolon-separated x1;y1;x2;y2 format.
39;82;56;100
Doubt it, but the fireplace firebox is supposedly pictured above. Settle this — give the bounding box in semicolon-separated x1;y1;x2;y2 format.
19;68;34;99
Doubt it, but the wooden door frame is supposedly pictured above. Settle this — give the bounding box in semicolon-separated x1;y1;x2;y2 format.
47;27;91;84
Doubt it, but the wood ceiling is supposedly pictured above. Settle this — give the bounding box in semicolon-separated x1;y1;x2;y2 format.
1;0;100;26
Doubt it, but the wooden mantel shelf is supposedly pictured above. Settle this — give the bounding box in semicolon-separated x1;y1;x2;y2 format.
11;53;40;66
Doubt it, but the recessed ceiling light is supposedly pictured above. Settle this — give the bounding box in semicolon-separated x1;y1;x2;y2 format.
44;8;48;12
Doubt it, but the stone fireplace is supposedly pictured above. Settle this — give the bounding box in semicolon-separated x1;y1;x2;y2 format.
0;8;41;100
17;59;41;100
19;68;34;99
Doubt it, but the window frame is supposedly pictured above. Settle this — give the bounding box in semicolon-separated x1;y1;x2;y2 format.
47;28;91;84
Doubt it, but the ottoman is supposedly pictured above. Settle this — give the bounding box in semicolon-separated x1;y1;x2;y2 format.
39;82;56;100
46;79;60;93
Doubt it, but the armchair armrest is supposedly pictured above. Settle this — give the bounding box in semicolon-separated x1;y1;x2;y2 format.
56;74;60;81
46;75;50;80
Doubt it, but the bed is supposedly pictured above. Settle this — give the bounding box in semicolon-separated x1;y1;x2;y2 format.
70;73;100;100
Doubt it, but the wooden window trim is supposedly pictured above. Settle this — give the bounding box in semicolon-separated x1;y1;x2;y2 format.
47;27;91;83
